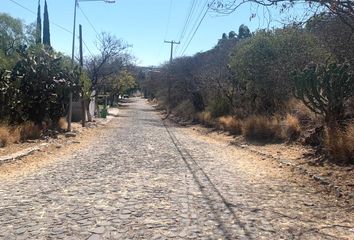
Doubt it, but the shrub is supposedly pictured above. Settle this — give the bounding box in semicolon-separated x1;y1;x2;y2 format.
283;114;301;141
325;124;354;164
217;116;242;135
207;97;231;118
229;28;328;115
196;111;215;127
58;117;68;130
286;98;316;125
19;122;41;141
5;46;80;124
242;115;284;142
10;126;21;143
294;61;354;129
0;126;10;147
100;107;108;118
173;100;196;120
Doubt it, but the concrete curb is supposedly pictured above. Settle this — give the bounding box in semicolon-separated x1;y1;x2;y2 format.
0;143;48;165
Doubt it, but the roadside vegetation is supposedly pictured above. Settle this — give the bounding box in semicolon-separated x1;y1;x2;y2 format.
0;1;138;148
141;13;354;164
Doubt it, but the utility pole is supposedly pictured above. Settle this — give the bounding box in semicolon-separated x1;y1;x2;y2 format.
79;24;86;127
68;0;116;131
164;40;180;113
164;40;180;64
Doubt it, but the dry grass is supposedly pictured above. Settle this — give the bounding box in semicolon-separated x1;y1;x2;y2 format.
286;98;316;125
217;116;242;135
0;126;10;147
58;117;68;130
283;114;301;141
196;111;215;127
242;115;284;142
325;124;354;164
18;122;41;141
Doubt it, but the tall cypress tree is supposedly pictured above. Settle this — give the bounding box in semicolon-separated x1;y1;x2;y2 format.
36;0;41;44
43;0;51;46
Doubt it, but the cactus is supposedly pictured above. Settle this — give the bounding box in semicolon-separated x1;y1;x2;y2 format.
293;61;354;128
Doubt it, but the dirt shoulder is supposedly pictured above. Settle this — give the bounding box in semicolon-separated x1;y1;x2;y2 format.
0;118;115;180
161;112;354;204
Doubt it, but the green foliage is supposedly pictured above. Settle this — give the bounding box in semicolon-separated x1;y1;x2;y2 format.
43;0;51;46
80;71;92;100
228;31;236;38
0;13;25;68
108;70;137;95
0;13;24;55
207;96;231;118
100;106;108;118
293;61;354;127
238;24;251;39
2;46;80;125
36;0;41;44
229;28;329;115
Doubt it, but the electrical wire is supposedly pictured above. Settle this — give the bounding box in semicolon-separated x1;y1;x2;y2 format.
8;0;96;59
179;0;215;56
174;0;198;54
177;0;209;56
155;0;173;63
77;4;101;38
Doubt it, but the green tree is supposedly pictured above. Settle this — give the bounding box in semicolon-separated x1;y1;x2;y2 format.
36;0;41;44
229;28;329;114
212;1;354;30
0;13;26;69
228;31;236;38
7;46;80;125
238;24;251;39
107;70;136;104
43;0;51;46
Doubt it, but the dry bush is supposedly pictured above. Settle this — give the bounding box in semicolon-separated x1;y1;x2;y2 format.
196;111;215;127
58;117;68;130
10;127;21;143
217;116;242;135
283;114;301;141
286;98;316;125
242;115;284;142
18;122;41;141
325;124;354;164
0;126;10;147
173;100;196;120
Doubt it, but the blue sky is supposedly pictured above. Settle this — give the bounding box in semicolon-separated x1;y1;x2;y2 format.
2;0;308;66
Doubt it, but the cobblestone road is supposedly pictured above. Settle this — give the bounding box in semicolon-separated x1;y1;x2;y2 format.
0;98;353;239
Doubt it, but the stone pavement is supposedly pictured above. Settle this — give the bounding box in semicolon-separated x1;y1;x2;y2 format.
0;98;352;239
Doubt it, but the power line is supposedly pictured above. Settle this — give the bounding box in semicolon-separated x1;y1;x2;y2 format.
8;0;96;58
9;0;72;34
77;4;100;38
155;0;174;63
174;0;197;54
176;0;209;56
180;0;215;56
9;0;35;14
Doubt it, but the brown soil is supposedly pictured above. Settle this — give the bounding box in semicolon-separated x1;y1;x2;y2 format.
183;123;354;203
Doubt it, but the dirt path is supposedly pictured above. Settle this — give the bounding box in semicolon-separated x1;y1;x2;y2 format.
0;98;352;239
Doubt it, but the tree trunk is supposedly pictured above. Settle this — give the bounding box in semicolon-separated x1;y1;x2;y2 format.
81;98;86;127
86;99;92;122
